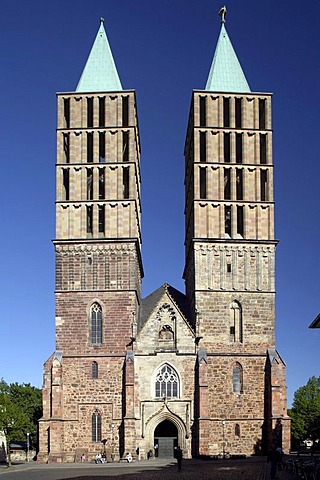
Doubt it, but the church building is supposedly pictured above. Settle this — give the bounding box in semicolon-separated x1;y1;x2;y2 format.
38;8;290;462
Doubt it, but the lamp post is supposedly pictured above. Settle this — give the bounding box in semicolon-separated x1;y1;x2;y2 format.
26;433;30;462
110;423;115;462
222;421;226;458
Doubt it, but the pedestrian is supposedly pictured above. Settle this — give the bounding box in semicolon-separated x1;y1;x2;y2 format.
175;445;182;471
80;453;86;462
267;446;282;479
95;453;102;464
126;452;133;463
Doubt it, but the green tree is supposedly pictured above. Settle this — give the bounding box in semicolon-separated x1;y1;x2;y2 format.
0;380;42;465
289;376;320;442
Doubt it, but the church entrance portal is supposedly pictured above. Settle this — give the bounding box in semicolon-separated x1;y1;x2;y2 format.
154;420;178;458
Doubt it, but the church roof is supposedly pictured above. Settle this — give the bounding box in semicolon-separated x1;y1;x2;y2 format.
76;18;122;93
205;9;251;93
138;283;190;331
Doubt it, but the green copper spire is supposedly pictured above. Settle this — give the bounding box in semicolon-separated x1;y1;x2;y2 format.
205;7;251;92
76;18;122;92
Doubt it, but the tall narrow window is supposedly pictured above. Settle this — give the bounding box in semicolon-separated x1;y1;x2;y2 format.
63;98;70;128
155;364;179;398
199;96;206;127
230;301;243;343
236;133;243;163
199;167;207;199
122;131;129;162
87;133;93;163
92;361;98;379
260;134;267;164
223;97;230;127
98;205;105;233
99;97;105;127
259;99;266;130
224;168;231;200
260;170;268;201
87;97;94;128
99;132;105;162
86;205;93;234
99;168;105;199
62;169;69;201
235;98;242;128
123;167;130;199
87;169;93;200
199;132;207;162
235;424;240;437
236;169;243;200
224;133;231;163
63;133;70;163
237;206;244;236
233;363;243;393
122;96;129;127
225;205;232;236
91;411;101;442
91;303;102;344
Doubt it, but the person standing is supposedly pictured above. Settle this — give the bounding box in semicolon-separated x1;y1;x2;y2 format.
176;446;182;471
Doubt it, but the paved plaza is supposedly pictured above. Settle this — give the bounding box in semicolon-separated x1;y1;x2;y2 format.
0;457;303;480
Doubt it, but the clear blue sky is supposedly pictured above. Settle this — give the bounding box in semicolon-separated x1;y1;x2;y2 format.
0;0;319;408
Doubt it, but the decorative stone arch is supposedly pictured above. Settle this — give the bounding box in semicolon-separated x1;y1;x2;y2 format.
145;409;188;451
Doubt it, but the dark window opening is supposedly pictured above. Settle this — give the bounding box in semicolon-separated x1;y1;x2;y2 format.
230;326;235;335
235;98;242;128
122;96;129;127
236;169;243;200
86;205;93;234
63;98;70;128
199;96;206;127
87;168;93;200
99;168;105;199
99;97;105;127
236;133;243;163
225;205;232;236
260;170;268;201
223;97;230;127
237;206;244;236
87;97;94;128
91;412;101;442
123;167;130;199
227;263;232;273
122;131;129;162
87;132;93;163
92;361;98;379
224;168;231;200
199;131;207;162
199;167;207;199
88;256;92;265
260;134;267;164
235;424;240;437
63;133;70;163
259;99;266;130
62;169;69;201
98;205;105;233
99;132;105;162
224;133;231;163
233;365;242;393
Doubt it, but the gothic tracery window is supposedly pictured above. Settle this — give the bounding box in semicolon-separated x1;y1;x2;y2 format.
91;303;102;344
155;364;179;398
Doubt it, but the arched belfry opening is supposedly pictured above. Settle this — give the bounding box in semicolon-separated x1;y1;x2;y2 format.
154;420;178;458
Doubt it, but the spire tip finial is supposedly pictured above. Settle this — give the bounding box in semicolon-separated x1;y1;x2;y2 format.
219;6;227;23
100;17;105;25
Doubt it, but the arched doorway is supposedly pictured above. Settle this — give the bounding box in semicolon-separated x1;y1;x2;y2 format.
154;420;178;458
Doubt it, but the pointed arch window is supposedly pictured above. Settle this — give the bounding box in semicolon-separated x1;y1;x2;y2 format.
91;411;101;442
91;303;102;344
235;423;241;437
233;363;243;394
155;364;179;398
92;361;98;379
230;301;243;343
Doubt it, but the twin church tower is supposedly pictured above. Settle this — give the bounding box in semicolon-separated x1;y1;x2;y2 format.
38;8;290;462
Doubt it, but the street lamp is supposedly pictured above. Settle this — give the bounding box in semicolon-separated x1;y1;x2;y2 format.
222;421;226;458
110;423;115;462
26;433;30;462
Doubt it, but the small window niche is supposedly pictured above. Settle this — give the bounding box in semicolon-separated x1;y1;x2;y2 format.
98;205;105;234
260;134;267;164
224;133;231;163
199;167;207;199
199;131;207;162
259;98;266;130
63;98;70;128
87;133;94;163
99;97;105;127
199;96;206;127
236;133;243;164
122;96;129;127
62;168;70;201
122;131;129;162
223;97;230;127
63;133;70;163
235;98;242;129
260;169;268;201
87;97;94;128
87;168;93;200
225;205;232;236
99;168;105;199
86;205;93;234
99;132;105;163
123;167;130;199
224;168;231;200
236;169;243;201
237;206;244;237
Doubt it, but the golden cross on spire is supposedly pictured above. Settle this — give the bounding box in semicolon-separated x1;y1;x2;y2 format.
219;6;227;23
